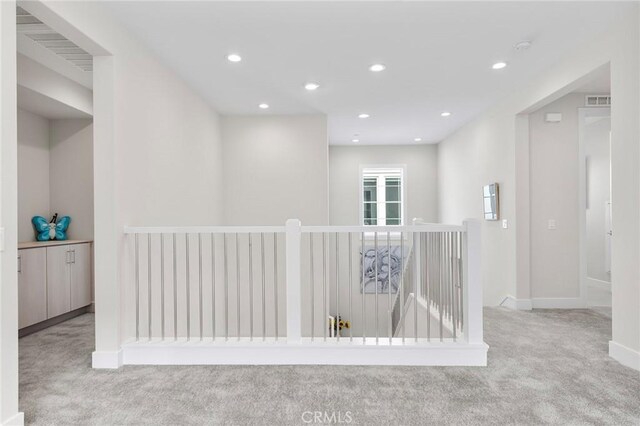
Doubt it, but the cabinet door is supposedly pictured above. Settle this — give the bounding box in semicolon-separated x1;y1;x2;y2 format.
47;245;71;318
18;248;48;328
70;243;92;310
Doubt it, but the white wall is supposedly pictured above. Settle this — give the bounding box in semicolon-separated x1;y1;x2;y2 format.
114;66;223;229
17;108;50;242
528;93;583;299
438;10;639;367
50;119;94;240
438;114;516;306
329;145;438;225
221;115;328;226
17;112;94;242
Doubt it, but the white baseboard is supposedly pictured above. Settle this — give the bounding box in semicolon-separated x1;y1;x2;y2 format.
122;340;489;367
609;341;640;371
500;296;587;310
586;277;611;290
531;297;585;309
1;412;24;426
92;349;123;369
500;295;532;310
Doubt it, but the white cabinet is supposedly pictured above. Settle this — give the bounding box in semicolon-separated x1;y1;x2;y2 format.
46;245;72;318
70;243;92;310
18;248;47;328
18;240;92;330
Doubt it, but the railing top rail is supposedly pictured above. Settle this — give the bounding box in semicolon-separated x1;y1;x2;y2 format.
124;225;286;234
301;224;465;233
124;222;467;235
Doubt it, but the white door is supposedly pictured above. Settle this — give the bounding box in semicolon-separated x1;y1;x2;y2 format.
47;245;71;318
605;201;612;275
18;248;48;328
579;107;612;307
70;243;92;310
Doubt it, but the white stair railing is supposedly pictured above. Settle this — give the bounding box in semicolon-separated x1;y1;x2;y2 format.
124;226;287;342
123;219;483;353
411;218;466;339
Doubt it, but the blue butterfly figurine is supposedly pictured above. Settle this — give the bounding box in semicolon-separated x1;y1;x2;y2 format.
32;216;71;241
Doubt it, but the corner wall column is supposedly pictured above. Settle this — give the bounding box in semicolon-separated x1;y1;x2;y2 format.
0;1;24;424
91;55;122;369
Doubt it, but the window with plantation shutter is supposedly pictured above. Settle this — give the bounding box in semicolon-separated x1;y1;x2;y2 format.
361;167;404;226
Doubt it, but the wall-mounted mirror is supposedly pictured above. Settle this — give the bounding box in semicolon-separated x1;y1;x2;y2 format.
483;183;499;220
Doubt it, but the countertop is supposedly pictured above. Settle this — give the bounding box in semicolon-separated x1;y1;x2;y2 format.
18;240;93;250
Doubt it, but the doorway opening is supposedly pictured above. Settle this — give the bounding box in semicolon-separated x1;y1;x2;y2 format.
15;5;95;335
522;64;611;316
14;4;101;423
579;106;612;309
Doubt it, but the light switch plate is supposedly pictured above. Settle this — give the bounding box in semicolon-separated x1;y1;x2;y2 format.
502;219;508;229
548;219;557;230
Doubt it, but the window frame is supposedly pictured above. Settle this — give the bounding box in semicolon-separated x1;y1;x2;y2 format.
359;165;407;227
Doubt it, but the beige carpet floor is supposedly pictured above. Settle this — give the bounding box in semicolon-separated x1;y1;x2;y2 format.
19;308;640;425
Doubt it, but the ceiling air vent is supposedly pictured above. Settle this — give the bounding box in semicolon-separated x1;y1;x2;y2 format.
585;95;611;107
16;6;92;72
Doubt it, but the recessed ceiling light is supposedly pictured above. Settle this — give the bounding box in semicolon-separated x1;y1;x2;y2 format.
492;61;507;70
369;64;386;72
441;111;451;117
414;138;422;142
352;138;360;143
304;82;320;91
227;54;242;63
258;103;269;109
358;113;370;119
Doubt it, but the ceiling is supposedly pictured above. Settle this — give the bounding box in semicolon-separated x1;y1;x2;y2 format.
100;1;631;145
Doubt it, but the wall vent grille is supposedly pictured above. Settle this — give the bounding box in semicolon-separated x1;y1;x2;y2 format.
585;95;611;107
16;6;92;72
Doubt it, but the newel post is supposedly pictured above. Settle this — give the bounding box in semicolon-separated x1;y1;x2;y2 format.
285;219;302;342
462;219;483;344
412;218;423;299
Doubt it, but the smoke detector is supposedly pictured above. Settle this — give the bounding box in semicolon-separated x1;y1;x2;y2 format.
514;40;532;51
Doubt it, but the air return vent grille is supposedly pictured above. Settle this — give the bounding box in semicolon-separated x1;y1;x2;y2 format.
585;95;611;107
16;6;92;72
